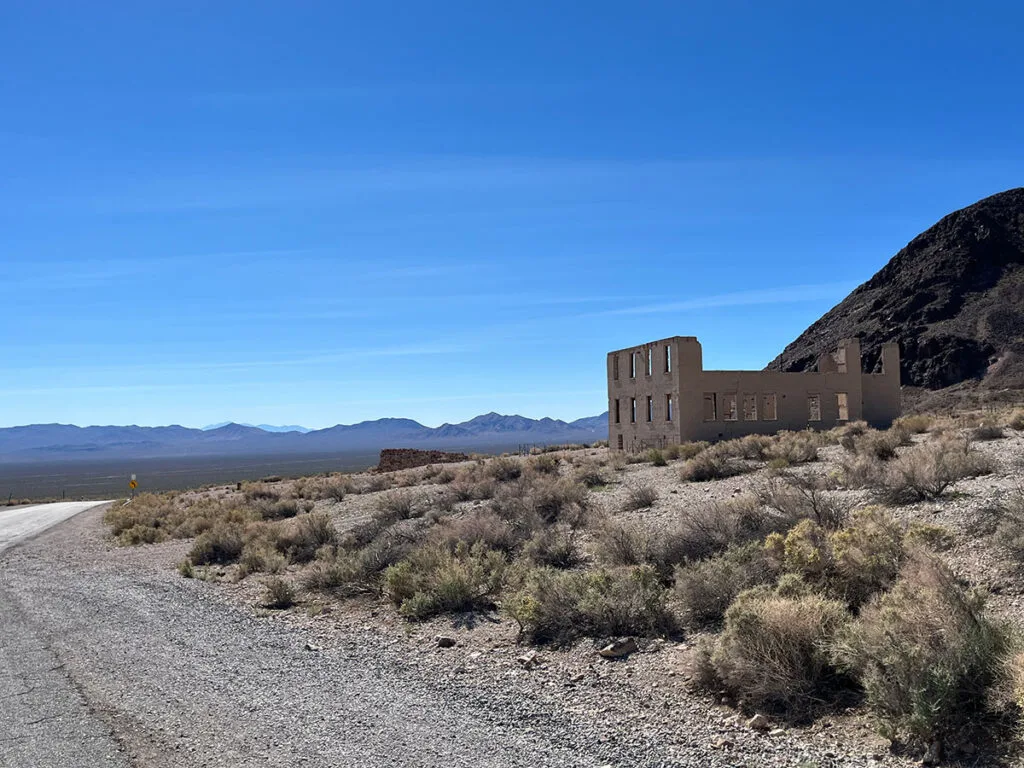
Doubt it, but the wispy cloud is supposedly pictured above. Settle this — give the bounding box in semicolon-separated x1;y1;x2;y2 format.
594;282;855;317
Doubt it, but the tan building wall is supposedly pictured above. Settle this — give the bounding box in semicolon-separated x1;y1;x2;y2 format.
608;336;900;451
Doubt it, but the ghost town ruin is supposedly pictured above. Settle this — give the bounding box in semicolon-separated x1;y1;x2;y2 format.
607;336;901;452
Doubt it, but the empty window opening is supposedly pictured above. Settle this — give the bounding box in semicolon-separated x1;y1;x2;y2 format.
666;394;673;421
617;434;624;450
762;393;778;421
703;393;717;421
837;392;849;421
630;352;636;378
742;393;757;421
808;394;821;422
646;396;653;422
613;355;619;381
834;347;848;374
614;399;620;424
646;348;653;376
665;345;672;373
630;398;637;423
723;393;738;421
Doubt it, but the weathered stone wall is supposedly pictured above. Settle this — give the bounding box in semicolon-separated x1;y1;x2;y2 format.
376;448;469;473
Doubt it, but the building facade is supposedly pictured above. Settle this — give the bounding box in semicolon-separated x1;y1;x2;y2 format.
607;336;900;451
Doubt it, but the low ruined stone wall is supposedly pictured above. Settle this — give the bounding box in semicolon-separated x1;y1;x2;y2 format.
376;448;470;473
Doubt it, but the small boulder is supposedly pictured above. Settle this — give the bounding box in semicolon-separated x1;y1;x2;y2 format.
517;650;541;669
922;740;942;766
436;635;457;648
598;638;639;659
747;713;771;731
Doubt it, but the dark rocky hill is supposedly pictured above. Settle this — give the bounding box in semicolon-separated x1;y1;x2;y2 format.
769;188;1024;401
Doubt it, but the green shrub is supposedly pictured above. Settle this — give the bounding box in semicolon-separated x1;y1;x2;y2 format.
711;589;849;716
832;554;1011;749
262;577;295;609
505;565;676;646
383;542;506;620
646;448;668;466
673;542;777;627
189;524;245;565
904;521;955;552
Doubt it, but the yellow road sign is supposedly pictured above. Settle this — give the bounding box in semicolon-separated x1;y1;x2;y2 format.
129;480;138;489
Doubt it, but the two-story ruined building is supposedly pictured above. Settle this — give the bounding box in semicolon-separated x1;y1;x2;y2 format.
607;336;900;451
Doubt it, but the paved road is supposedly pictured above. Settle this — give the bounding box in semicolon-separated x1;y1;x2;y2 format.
0;500;111;554
0;505;681;768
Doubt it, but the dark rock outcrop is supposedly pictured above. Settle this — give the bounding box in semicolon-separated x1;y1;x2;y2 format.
769;188;1024;392
376;448;470;473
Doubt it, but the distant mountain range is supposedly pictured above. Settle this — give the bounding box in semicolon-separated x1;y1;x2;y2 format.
202;423;312;433
0;412;608;464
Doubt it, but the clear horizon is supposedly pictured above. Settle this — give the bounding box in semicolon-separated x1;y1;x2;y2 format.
3;3;1023;429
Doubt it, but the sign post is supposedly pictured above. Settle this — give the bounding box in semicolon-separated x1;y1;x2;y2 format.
129;474;138;498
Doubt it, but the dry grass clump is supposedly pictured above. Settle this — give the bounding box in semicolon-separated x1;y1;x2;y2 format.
622;481;658;511
375;489;427;522
528;454;560;475
189;524;245;565
293;474;351;501
1007;410;1024;431
490;474;590;528
715;434;773;461
486;457;523;482
832;554;1011;751
673;542;777;627
383;542;506;619
505;565;677;646
698;588;849;716
874;437;994;504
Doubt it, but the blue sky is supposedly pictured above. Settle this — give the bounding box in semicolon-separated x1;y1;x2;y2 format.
2;1;1022;429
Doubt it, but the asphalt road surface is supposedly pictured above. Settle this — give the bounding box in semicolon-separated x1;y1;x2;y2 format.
0;500;111;555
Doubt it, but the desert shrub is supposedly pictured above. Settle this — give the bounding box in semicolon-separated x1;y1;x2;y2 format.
118;524;168;546
875;437;994;504
674;542;777;627
262;577;295;609
829;507;906;608
832;554;1011;749
622;482;658;511
253;497;305;520
189;523;245;565
904;521;955;552
675;441;709;460
375;490;425;521
430;510;521;554
972;422;1006;441
505;565;676;646
528;454;560;475
434;467;457;484
243;483;280;502
844;429;904;461
573;461;607;488
756;475;851;530
679;451;744;482
177;559;194;578
1007;410;1024;431
486;457;523;482
383;542;506;619
275;513;337;564
994;509;1024;564
311;475;350;501
644;448;666;466
837;453;886;490
895;414;933;434
766;507;905;609
524;475;590;526
238;542;287;577
839;420;869;438
724;434;773;461
521;525;581;568
710;589;849;715
766;431;819;466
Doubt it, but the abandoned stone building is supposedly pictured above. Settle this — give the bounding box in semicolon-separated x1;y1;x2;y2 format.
607;336;901;451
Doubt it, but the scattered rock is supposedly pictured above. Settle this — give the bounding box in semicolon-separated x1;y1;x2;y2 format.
768;728;786;737
747;713;771;731
517;650;541;669
598;638;639;659
436;635;456;648
303;641;320;652
922;740;942;766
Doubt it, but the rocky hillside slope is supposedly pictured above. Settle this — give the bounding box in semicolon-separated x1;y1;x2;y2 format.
769;188;1024;401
